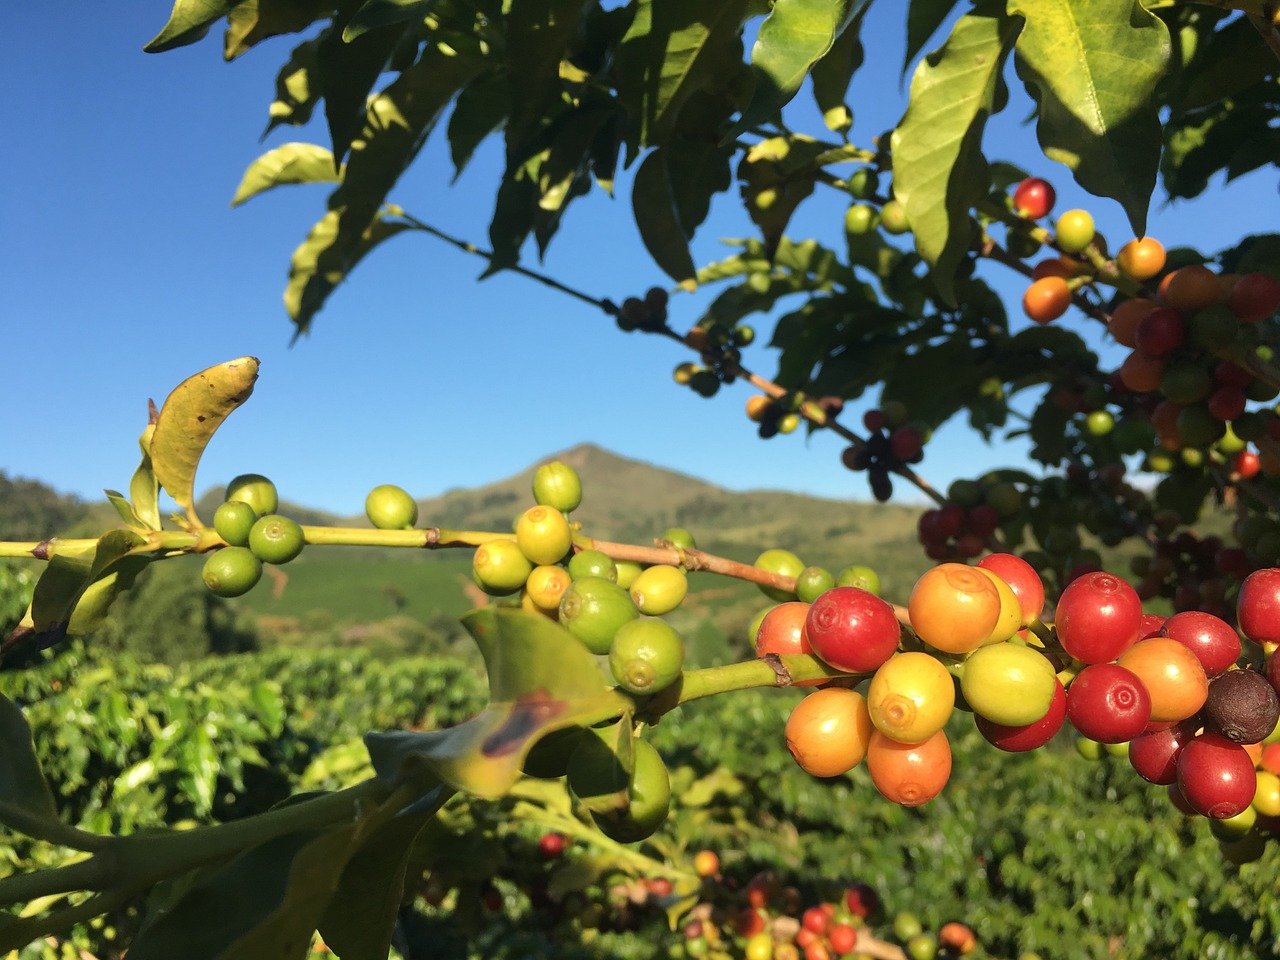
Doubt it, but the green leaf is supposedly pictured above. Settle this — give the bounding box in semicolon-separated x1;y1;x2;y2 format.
1175;16;1274;112
737;135;829;260
736;0;869;135
232;143;342;207
903;0;961;78
224;0;333;60
316;807;435;960
666;135;734;238
104;490;143;528
447;73;510;180
343;0;431;42
810;9;867;134
881;336;987;429
632;149;697;289
129;422;162;532
145;0;239;53
0;694;58;827
505;0;587;153
285;210;411;333
265;35;324;133
1008;0;1170;237
67;530;153;637
890;7;1016;304
615;0;750;149
150;357;260;524
365;608;629;798
317;8;410;164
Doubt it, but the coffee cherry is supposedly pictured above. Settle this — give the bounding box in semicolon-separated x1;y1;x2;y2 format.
1238;568;1280;645
1055;572;1141;663
202;546;262;598
1116;638;1207;724
844;204;880;235
472;540;533;596
1134;307;1185;357
559;576;638;654
867;652;955;743
836;564;881;595
1116;237;1166;281
1067;663;1152;743
629;564;688;615
785;688;873;778
614;560;643;590
1160;611;1240;678
1012;177;1055;219
961;643;1057;727
880;199;910;234
1108;298;1156;347
754;549;805;601
532;460;583;513
1054;209;1095;253
847;167;879;199
829;923;858;956
977;554;1045;625
1203;669;1280;744
795;566;836;603
1228;272;1280;322
609;618;684;694
976;568;1022;644
866;729;951;806
568;549;617;582
976;678;1067;752
516;506;573;566
213;500;256;546
908;563;1001;654
1176;732;1257;818
226;473;278;517
939;922;977;956
525;565;572;612
1128;719;1197;785
1161;264;1221;313
805;587;900;673
248;514;305;565
1022;277;1071;323
538;832;567;860
364;484;417;529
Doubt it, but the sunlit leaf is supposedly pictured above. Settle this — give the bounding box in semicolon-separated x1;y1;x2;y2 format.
265;35;324;133
150;357;260;524
224;0;333;60
737;135;829;260
1009;0;1170;236
232;143;342;207
366;608;629;798
810;9;867;134
343;0;430;42
129;422;162;532
890;6;1016;304
736;0;869;134
145;0;239;53
632;149;697;289
903;0;961;79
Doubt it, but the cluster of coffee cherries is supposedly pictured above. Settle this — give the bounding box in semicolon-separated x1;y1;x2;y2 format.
616;287;671;334
837;403;928;503
673;319;755;400
202;475;420;598
744;393;844;440
913;475;1024;562
758;548;1280;839
202;473;308;597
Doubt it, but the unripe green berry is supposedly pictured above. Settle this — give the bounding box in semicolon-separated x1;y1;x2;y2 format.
754;549;804;601
610;619;685;694
532;461;583;513
202;546;262;597
629;564;688;615
568;549;617;582
794;566;835;603
226;473;278;517
213;500;257;546
365;484;417;529
836;564;881;595
248;515;305;565
473;540;534;596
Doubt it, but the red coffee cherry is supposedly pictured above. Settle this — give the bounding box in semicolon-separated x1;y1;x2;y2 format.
1066;663;1152;743
1176;732;1258;819
1055;572;1142;663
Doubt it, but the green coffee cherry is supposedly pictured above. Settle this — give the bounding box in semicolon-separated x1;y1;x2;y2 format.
202;547;262;597
365;484;417;529
225;473;278;517
754;549;804;602
532;461;583;513
213;500;257;547
472;540;534;596
661;527;696;550
248;515;305;565
559;576;639;654
609;619;685;694
516;506;574;565
614;560;644;590
629;565;688;616
794;566;835;603
568;549;617;582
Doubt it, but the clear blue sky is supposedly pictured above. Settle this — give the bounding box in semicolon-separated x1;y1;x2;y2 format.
2;6;1275;515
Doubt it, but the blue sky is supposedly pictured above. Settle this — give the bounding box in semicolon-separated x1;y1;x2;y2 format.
2;6;1275;516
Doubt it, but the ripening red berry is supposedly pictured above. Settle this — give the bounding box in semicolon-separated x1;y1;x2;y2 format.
1128;719;1198;784
966;505;1000;537
1214;361;1254;388
1238;568;1280;645
1134;307;1186;357
802;906;830;936
1160;610;1241;678
1167;781;1198;816
890;427;923;461
1207;387;1246;422
735;908;766;936
1234;450;1261;479
1067;663;1152;743
829;923;858;955
863;409;886;432
977;553;1046;625
1138;613;1167;641
1176;732;1258;819
976;678;1066;752
1055;572;1142;663
538;832;567;860
805;587;901;673
1228;272;1280;322
936;504;966;538
1013;177;1056;219
844;882;880;919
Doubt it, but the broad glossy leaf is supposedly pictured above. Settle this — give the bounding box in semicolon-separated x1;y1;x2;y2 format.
0;694;58;827
366;608;628;798
890;8;1016;304
616;0;750;149
224;0;333;60
737;0;868;134
151;357;259;524
1009;0;1169;236
737;135;828;259
505;0;587;152
129;422;162;531
145;0;239;52
316;805;437;960
343;0;430;42
810;9;867;134
632;149;697;289
448;73;509;179
318;8;410;164
266;35;324;133
104;490;143;527
903;0;961;78
285;211;411;332
232;143;342;207
666;135;734;237
67;530;153;637
1176;16;1274;112
881;336;987;429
